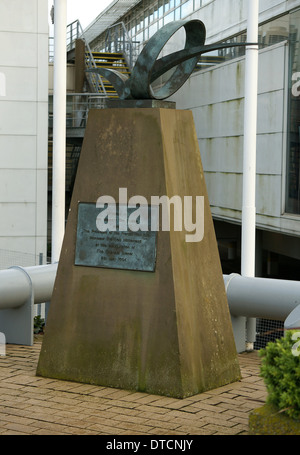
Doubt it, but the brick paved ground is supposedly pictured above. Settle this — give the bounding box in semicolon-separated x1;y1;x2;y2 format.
0;335;267;435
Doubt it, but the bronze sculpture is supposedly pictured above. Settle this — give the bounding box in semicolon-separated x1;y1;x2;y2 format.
88;19;256;100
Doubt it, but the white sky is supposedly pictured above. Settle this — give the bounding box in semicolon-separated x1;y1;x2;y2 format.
48;0;113;30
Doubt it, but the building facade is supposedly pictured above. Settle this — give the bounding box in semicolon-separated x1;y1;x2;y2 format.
0;0;49;269
1;0;298;344
84;0;300;282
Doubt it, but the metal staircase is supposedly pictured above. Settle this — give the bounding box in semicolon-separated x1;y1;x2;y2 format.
48;20;136;228
86;51;131;97
66;20;107;95
66;20;133;97
63;20;133;189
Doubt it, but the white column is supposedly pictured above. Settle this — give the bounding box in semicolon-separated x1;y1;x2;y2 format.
242;0;259;278
51;0;67;263
241;0;259;348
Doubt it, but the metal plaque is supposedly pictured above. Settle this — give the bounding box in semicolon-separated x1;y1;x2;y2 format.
75;203;158;272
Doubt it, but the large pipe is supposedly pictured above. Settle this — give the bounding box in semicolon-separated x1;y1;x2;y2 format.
0;264;57;309
0;268;31;309
0;264;299;323
225;274;300;321
26;263;58;304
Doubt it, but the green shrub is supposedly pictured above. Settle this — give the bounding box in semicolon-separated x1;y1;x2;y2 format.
34;315;45;334
259;330;300;420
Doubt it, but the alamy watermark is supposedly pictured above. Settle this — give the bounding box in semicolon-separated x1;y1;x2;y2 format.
95;188;204;243
292;73;300;96
291;331;300;357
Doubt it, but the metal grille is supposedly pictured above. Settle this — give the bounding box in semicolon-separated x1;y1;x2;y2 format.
0;249;46;270
254;318;284;350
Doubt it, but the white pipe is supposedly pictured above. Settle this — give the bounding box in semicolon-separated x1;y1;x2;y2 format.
0;268;31;309
26;264;58;304
224;274;300;321
51;0;67;263
0;264;57;309
0;263;299;324
241;0;259;278
241;0;259;346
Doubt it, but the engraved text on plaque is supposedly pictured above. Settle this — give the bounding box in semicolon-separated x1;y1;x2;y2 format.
75;203;157;272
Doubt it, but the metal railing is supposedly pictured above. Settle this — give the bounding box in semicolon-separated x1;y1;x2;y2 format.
105;22;138;70
66;19;81;52
68;20;107;95
66;93;107;128
49;20;107;95
49;93;107;130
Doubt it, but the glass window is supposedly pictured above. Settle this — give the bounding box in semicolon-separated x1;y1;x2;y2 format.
259;16;289;46
136;15;141;32
128;20;134;38
149;8;154;23
203;15;289;70
165;0;175;11
181;0;194;19
149;21;158;38
286;10;300;214
164;10;175;25
164;0;171;12
135;31;143;44
144;11;149;28
144;27;149;41
175;7;181;20
158;0;164;17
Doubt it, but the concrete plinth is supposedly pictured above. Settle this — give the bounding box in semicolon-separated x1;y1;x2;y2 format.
37;108;240;398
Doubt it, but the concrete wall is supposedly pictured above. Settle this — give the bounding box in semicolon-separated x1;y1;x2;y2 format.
0;0;48;267
165;0;300;241
48;64;76;94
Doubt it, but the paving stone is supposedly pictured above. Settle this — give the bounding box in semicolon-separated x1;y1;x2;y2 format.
0;339;266;435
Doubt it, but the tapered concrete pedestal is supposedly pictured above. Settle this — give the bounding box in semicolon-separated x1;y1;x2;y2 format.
37;108;240;398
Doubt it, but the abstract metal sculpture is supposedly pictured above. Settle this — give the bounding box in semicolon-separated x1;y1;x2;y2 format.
88;19;256;101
